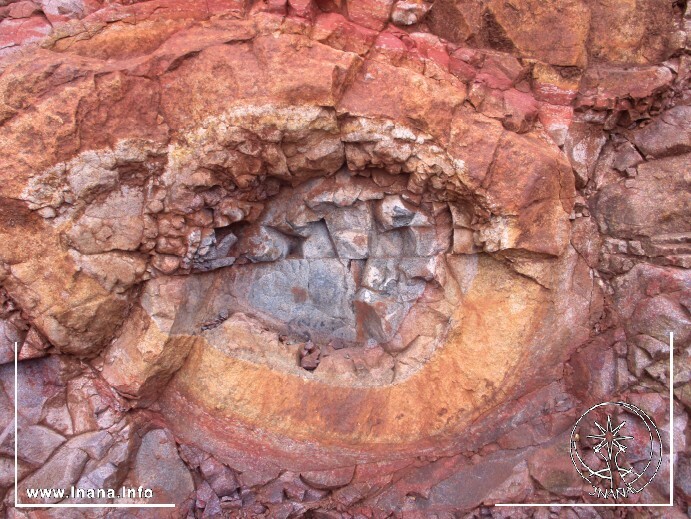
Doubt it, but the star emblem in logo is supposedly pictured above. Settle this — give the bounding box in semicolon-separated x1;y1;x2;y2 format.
570;402;662;499
589;415;634;459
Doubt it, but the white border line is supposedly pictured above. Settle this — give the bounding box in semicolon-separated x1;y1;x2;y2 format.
669;330;674;506
13;341;176;509
495;331;675;508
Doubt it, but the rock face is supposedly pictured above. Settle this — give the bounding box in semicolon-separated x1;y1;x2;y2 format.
0;0;689;517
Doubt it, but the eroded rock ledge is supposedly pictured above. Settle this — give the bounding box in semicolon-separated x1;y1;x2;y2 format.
0;0;689;517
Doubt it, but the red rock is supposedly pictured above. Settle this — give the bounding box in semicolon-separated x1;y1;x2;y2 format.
538;103;573;146
475;52;522;90
346;0;394;30
501;88;538;133
448;56;476;83
532;62;579;105
428;0;589;66
127;429;195;506
483;131;573;256
18;436;90;504
312;12;378;55
0;15;52;53
593;154;690;239
587;0;682;64
564;121;607;188
447;108;504;188
370;29;424;72
566;331;621;403
408;32;449;71
288;0;317;18
301;466;355;489
630;106;691;159
338;59;466;144
7;1;41;19
527;437;585;497
577;65;674;107
391;0;430;26
201;457;240;497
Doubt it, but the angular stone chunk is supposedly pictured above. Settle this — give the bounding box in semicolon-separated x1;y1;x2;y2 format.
0;318;23;364
240;259;358;343
301;221;337;259
361;259;399;292
200;457;239;498
101;278;198;400
198;232;237;262
449;201;474;228
301;466;355;490
374;195;432;230
631;106;691;159
404;226;450;257
453;228;478;254
19;425;66;466
398;257;438;282
18;432;108;504
76;462;119;497
128;429;194;506
324;204;372;259
612;142;644;172
370;227;405;258
593;154;691;239
564;121;606;187
355;289;412;343
66;187;144;254
240;226;292;263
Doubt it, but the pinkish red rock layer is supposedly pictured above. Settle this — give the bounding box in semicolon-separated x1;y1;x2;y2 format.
0;0;689;517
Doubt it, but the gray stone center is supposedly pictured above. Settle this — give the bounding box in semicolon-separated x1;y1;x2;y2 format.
201;172;453;348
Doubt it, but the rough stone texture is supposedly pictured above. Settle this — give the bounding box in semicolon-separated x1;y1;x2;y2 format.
0;0;689;517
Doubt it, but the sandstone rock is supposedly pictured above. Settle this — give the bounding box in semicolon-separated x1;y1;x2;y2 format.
301;466;355;489
128;429;194;506
374;195;431;230
18;425;65;466
527;439;585;497
200;456;239;498
564;121;606;188
17;431;112;504
612;141;644;172
101;283;197;400
324;204;372;259
631;106;691;159
429;0;589;66
391;1;430;26
593;154;691;239
240;226;292;263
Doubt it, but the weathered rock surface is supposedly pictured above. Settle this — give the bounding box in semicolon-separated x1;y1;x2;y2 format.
0;0;689;517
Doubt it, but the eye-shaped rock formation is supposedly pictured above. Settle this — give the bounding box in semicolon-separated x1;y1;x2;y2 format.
0;0;689;517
